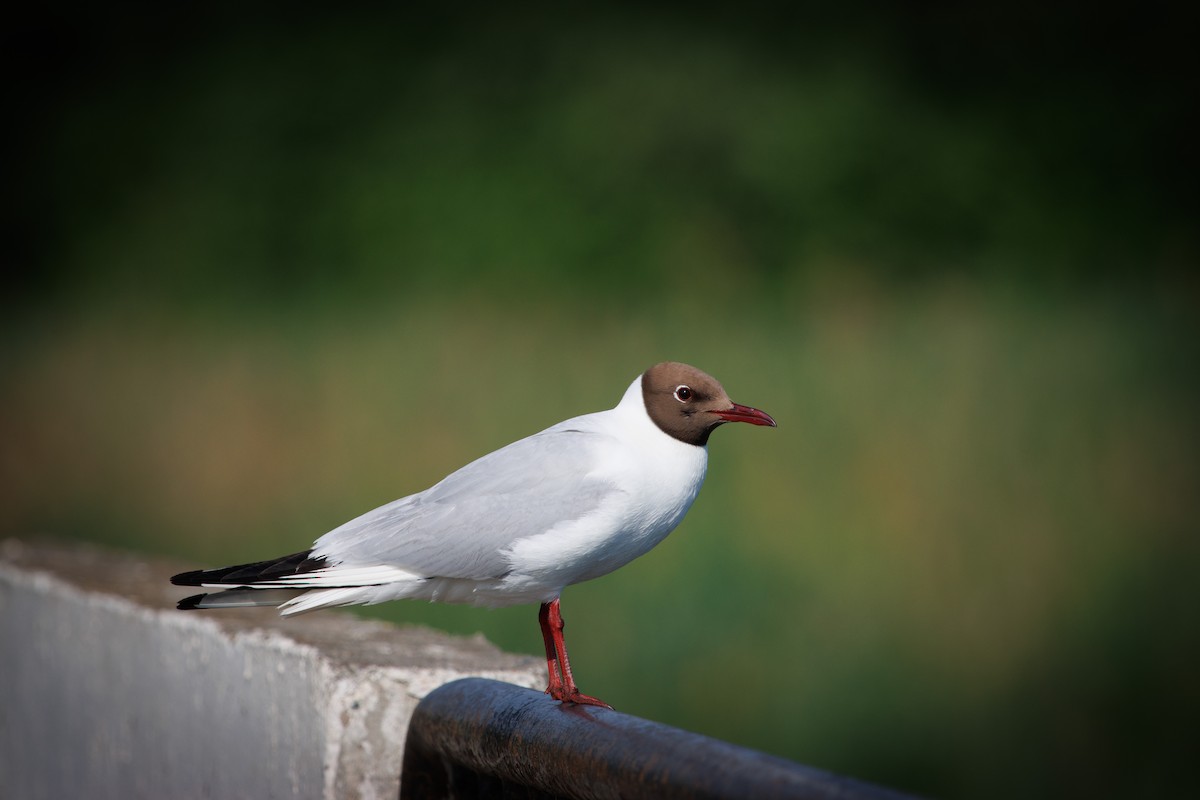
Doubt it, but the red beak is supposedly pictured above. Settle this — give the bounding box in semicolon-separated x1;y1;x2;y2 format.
712;403;777;427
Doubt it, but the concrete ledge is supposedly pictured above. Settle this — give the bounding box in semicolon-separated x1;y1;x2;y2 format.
0;538;542;800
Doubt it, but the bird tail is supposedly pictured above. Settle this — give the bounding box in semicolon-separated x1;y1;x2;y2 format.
171;549;422;616
172;549;332;614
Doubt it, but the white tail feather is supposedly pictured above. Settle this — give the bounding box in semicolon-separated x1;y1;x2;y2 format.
279;586;374;616
201;564;421;591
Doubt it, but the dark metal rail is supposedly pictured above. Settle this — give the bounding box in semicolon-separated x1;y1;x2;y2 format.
401;678;918;800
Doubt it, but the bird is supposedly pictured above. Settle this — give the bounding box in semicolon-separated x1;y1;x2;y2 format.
172;361;776;708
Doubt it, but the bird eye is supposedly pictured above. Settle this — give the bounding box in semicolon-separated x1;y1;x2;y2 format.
674;385;693;402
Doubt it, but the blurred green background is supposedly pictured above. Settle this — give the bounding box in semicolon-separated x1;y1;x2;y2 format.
4;5;1197;798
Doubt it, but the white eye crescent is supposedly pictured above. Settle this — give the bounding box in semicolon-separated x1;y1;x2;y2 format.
674;385;693;402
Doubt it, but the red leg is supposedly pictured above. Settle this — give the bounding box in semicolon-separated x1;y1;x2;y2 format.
538;601;564;696
538;599;612;709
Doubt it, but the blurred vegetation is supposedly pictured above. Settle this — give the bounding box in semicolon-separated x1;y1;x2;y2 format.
3;5;1197;799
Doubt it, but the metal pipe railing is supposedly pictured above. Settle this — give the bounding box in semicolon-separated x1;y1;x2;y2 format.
401;678;918;800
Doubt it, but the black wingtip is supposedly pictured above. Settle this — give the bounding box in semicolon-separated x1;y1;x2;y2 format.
169;550;323;588
171;570;205;586
177;593;207;610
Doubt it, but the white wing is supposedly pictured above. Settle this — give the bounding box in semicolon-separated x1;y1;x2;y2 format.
311;419;622;580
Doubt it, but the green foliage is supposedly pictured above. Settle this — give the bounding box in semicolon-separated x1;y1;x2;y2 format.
9;6;1193;312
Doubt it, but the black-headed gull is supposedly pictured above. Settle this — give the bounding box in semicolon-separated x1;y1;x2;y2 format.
173;361;775;707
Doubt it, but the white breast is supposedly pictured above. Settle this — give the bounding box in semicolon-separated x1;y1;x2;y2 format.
490;379;709;604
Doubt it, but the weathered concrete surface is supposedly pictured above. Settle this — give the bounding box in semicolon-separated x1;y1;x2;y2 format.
0;538;542;800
